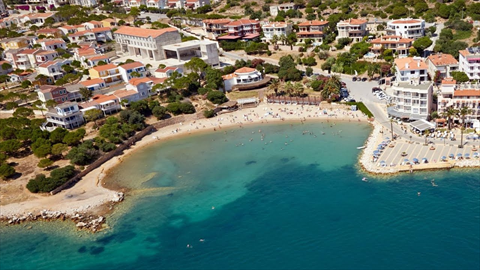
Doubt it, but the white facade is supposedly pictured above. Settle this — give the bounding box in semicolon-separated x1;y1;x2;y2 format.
155;67;183;78
394;57;429;83
425;53;459;80
114;26;181;61
269;3;296;16
146;0;166;9
386;18;425;40
336;19;368;43
37;39;67;51
438;79;480;121
459;47;480;80
223;67;263;91
38;59;72;82
161;39;220;67
43;102;85;131
262;22;292;41
389;82;433;120
118;62;147;82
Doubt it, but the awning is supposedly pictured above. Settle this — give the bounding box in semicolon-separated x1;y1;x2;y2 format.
387;107;410;119
409;119;435;132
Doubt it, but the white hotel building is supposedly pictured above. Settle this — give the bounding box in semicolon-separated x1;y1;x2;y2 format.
438;78;480;121
459;47;480;80
261;22;292;42
394;57;429;83
386;18;425;40
388;82;433;121
223;67;263;91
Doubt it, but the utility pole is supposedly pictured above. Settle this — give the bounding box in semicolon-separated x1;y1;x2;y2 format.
391;120;394;141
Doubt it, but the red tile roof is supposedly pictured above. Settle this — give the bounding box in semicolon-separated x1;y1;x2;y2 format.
119;61;144;70
156;67;178;72
453;90;480;97
80;78;105;87
235;67;256;73
298;20;328;26
91;63;117;72
128;77;152;86
427;54;458;66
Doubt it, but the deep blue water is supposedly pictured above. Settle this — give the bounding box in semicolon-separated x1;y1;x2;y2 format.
1;121;479;270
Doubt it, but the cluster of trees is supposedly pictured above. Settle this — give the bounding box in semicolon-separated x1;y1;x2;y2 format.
309;75;342;101
278;55;303;81
26;165;76;193
434;28;468;59
232;59;280;76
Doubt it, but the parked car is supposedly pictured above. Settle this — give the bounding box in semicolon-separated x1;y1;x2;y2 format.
372;87;382;93
352;77;357;81
361;77;368;82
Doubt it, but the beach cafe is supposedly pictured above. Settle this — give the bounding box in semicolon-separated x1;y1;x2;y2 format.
410;119;435;135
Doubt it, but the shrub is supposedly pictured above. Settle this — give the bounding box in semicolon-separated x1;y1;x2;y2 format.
0;163;15;180
37;158;54;168
204;109;215;118
152;105;167;120
207;91;228;104
26;165;76;193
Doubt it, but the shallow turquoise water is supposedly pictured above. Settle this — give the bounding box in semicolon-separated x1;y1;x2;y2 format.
1;121;479;270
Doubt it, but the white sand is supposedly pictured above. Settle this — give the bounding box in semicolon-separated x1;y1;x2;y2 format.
1;103;368;218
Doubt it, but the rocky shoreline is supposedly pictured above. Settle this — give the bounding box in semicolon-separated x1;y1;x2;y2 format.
1;192;124;233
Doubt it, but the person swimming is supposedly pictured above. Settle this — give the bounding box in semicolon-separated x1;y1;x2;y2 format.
362;177;368;182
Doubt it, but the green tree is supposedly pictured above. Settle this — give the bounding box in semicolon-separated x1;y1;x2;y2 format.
413;36;433;54
62;128;86;146
152;105;167;120
286;33;298;50
0;139;22;156
451;71;469;83
51;143;68;157
79;87;92;101
66;141;98;165
13;107;34;118
457;106;472;148
84;109;103;125
37;158;54;169
207;90;228;104
21;80;32;89
1;62;12;71
49;128;69;144
0;163;15;180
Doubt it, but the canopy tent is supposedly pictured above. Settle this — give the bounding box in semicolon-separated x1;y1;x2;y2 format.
409;119;435;134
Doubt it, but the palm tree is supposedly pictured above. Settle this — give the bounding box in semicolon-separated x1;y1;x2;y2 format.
443;107;458;130
268;79;281;96
271;34;279;48
279;34;287;46
283;81;295;97
292;82;304;97
457;106;472;148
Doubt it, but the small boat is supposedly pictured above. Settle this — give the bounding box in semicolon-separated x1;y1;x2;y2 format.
362;177;368;182
357;146;366;149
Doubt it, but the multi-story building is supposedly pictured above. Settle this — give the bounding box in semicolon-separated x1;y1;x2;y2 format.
20;13;58;26
118;61;147;82
35;50;60;64
80;78;106;91
79;94;121;115
68;27;113;43
0;0;6;15
155;66;182;78
370;35;413;58
162;39;220;67
68;0;97;7
394;57;429;83
37;85;69;104
184;0;210;9
426;53;459;81
146;0;167;9
37;59;72;83
269;3;297;16
438;78;480;121
388;82;433;121
223;67;263;91
5;48;38;70
37;28;64;38
262;22;292;42
58;25;78;36
42;102;85;131
128;0;145;8
297;20;329;44
218;19;261;41
89;63;123;86
0;37;31;50
114;26;181;61
36;39;67;51
459;47;480;80
336;19;368;43
82;20;103;30
85;54;111;68
386;18;425;40
202;19;231;37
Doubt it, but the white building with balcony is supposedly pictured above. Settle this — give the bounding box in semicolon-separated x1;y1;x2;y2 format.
262;22;292;42
202;19;231;37
42;102;85;131
118;61;147;82
269;3;297;16
223;67;263;91
388;82;433;121
386;18;425;40
297;20;329;44
336;19;368;43
370;35;413;58
79;94;121;116
394;57;429;83
438;78;480;121
426;53;459;81
459;47;480;80
37;59;72;83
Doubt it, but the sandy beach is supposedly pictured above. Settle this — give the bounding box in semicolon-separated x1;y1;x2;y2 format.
0;102;367;219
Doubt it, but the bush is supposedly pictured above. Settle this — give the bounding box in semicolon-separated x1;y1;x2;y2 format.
26;165;76;193
198;87;210;95
346;102;373;118
37;158;54;168
0;163;15;180
152;105;167;120
167;102;196;115
66;141;98;165
207;90;228;104
204;109;215;118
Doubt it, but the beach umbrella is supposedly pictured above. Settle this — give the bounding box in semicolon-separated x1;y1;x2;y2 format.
422;158;428;163
404;159;409;162
465;153;470;159
385;137;390;140
373;150;379;154
441;156;447;160
449;153;454;158
413;158;419;163
473;152;479;158
457;153;462;157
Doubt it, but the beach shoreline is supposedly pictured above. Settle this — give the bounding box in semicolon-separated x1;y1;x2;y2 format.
0;103;368;224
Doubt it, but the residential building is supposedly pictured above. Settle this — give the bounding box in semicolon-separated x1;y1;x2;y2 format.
394;57;429;83
89;63;123;86
68;27;113;43
388;82;433;121
114;26;181;61
118;61;147;82
82;20;103;30
161;39;220;67
37;28;63;38
20;13;58;26
9;71;33;83
47;0;70;8
426;53;459;81
336;19;368;43
223;67;263;91
79;94;121;115
42;102;85;131
35;50;60;64
217;19;261;41
128;0;146;8
438;78;480;121
184;0;210;9
386;18;425;40
297;20;329;44
0;37;31;50
69;0;98;7
123;77;157;101
37;59;72;83
262;22;292;42
269;3;297;16
370;35;413;58
459;47;480;80
37;85;69;104
202;19;231;37
0;60;12;75
79;78;106;91
101;18;118;28
155;66;182;78
5;48;38;70
86;54;111;68
59;25;78;36
0;0;6;14
36;39;67;51
146;0;167;9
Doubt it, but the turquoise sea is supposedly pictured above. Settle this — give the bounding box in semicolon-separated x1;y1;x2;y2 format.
1;121;479;270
